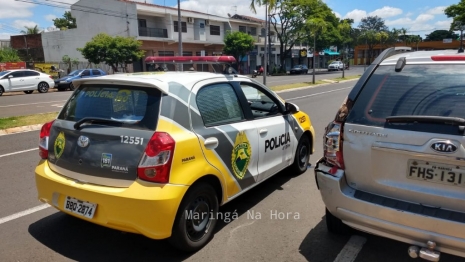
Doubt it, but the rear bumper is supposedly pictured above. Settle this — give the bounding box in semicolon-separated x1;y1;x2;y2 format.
314;158;465;258
35;160;188;239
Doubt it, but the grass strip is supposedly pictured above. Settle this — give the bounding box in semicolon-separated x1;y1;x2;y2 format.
271;81;326;91
0;112;58;130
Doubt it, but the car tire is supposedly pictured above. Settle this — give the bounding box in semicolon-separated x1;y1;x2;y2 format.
38;82;49;93
290;135;311;175
0;86;4;96
69;82;75;91
326;208;351;235
169;182;219;252
24;90;34;94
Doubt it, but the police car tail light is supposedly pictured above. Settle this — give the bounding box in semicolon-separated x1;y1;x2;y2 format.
323;122;344;171
137;132;175;183
39;120;55;159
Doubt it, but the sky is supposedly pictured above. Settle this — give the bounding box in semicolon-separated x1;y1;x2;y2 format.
0;0;460;40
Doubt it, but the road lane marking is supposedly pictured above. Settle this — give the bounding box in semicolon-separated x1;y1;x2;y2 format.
0;204;50;225
0;148;38;158
287;87;352;101
0;100;67;108
334;235;367;262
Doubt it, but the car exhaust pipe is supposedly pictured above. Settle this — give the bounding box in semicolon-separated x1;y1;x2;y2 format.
408;241;440;261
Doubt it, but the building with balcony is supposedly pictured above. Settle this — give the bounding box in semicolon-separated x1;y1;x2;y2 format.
38;0;285;73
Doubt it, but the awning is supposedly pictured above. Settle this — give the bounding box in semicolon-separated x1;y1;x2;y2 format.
325;51;339;56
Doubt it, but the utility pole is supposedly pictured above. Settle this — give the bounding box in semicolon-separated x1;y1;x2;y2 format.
312;32;316;84
177;0;183;71
457;21;464;53
268;13;272;75
263;4;268;85
364;36;367;71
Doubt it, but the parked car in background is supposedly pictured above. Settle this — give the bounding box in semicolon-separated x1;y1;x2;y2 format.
54;69;106;91
328;61;344;71
289;65;308;74
0;69;54;96
316;47;465;260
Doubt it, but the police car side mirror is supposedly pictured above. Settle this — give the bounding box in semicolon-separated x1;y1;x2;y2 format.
285;102;299;114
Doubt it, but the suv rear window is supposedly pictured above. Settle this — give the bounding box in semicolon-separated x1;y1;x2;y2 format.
58;85;161;130
346;64;465;135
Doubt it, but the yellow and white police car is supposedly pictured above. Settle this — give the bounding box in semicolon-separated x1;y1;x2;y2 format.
35;57;315;252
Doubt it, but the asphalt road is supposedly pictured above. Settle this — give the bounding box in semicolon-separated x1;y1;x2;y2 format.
1;81;462;262
0;67;365;118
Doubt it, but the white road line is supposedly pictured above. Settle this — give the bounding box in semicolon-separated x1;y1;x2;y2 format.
0;148;38;158
0;204;50;225
287;87;352;101
334;235;367;262
0;100;67;108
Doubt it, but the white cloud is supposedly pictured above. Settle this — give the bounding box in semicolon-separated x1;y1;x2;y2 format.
344;9;368;23
45;14;57;22
12;20;39;31
435;19;453;29
385;17;413;26
416;14;435;23
0;0;34;19
368;6;402;18
179;0;268;20
405;12;413;17
426;6;447;15
0;32;11;40
333;11;341;19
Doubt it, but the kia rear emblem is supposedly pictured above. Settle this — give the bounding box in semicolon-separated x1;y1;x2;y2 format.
431;141;457;153
77;136;89;148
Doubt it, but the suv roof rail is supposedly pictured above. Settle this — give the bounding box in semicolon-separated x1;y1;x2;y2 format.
372;46;413;66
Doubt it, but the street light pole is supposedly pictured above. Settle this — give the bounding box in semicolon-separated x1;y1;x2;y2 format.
268;14;272;75
263;4;268;85
177;0;183;71
457;22;465;53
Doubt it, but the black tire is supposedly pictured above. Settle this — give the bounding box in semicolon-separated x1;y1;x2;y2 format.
326;208;351;234
290;135;311;175
0;86;3;96
69;82;75;91
169;182;219;252
24;90;34;94
38;82;49;93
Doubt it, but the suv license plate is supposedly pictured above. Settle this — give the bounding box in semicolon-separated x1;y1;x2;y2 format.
63;196;97;219
407;159;465;187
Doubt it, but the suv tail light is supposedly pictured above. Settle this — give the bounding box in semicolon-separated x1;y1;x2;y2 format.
323;122;344;171
137;132;175;183
39;120;55;159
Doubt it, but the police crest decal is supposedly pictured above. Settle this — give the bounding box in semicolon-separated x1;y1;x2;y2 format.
54;131;66;159
231;131;251;179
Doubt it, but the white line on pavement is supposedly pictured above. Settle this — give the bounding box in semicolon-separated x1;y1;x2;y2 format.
0;100;67;108
0;148;38;158
0;204;50;225
287;87;352;101
333;235;367;262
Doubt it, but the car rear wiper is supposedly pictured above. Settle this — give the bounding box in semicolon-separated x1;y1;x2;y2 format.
386;115;465;132
74;117;123;130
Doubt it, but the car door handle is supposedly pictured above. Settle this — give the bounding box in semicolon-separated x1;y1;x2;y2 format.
204;137;219;150
259;129;268;135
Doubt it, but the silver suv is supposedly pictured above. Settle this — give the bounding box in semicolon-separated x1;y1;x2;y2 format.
315;47;465;261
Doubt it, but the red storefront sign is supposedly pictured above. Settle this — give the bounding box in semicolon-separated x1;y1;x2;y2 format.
0;62;26;71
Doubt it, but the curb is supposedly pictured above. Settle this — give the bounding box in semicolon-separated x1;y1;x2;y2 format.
0;124;43;136
0;78;360;136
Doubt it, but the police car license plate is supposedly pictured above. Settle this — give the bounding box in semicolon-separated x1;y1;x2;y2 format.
407;159;465;187
63;196;97;219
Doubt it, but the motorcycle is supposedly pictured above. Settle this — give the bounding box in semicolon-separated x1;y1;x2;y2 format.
251;67;264;78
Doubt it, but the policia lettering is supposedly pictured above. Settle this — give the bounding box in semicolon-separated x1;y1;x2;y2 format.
265;132;291;152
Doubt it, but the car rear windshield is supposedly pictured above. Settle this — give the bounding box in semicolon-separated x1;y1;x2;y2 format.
58;84;161;130
346;64;465;135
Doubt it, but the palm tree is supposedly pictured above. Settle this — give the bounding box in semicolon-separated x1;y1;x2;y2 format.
376;31;389;50
20;25;42;35
249;0;278;13
399;27;408;45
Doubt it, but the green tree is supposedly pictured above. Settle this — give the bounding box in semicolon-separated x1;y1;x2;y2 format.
62;55;80;74
445;0;465;29
77;33;145;73
53;11;77;30
250;0;278;13
223;31;255;71
20;25;41;34
410;35;422;50
358;16;388;64
0;47;21;62
425;30;459;41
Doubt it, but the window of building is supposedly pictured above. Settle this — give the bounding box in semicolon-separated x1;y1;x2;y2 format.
210;25;220;36
174;21;187;33
183;51;193;56
249;27;257;36
239;26;247;33
158;51;174;56
138;19;147;28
